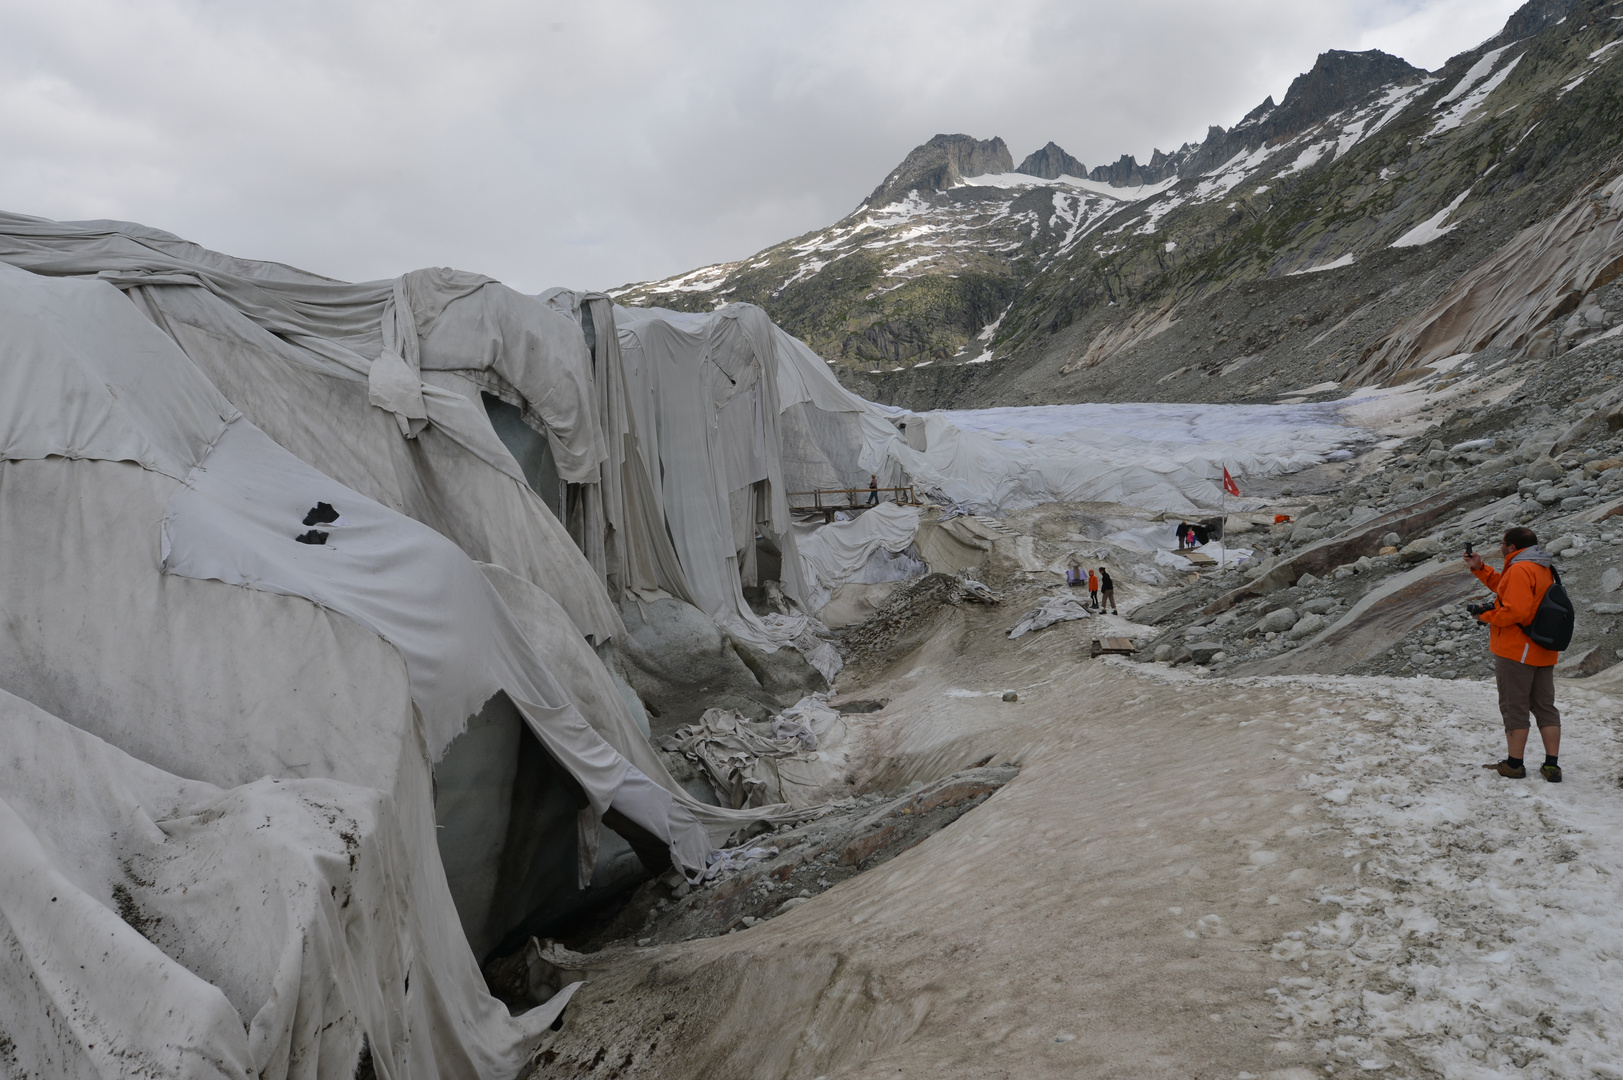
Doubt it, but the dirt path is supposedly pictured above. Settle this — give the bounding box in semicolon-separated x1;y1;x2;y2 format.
536;610;1623;1079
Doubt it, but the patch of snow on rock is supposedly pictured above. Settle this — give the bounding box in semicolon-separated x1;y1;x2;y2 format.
1391;188;1473;248
1431;54;1523;135
1291;253;1356;275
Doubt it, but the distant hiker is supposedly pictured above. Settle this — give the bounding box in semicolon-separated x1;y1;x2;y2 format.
1175;521;1189;549
1087;568;1099;609
1465;527;1563;782
1066;562;1084;587
1097;567;1117;614
866;474;879;506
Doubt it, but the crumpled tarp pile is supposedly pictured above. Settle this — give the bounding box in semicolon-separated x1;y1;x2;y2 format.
1008;593;1095;638
659;695;853;809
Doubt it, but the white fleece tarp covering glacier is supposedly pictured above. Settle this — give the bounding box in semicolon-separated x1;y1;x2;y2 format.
0;210;625;645
0;261;800;1078
158;416;714;873
914;402;1366;512
793;502;923;611
758;321;1369;515
613;304;819;644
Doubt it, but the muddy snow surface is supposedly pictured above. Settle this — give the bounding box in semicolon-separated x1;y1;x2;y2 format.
526;578;1623;1078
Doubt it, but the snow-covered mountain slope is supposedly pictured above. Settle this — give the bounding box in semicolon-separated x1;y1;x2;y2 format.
618;0;1622;412
613;144;1175;369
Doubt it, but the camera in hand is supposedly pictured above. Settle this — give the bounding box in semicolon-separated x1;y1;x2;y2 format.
1466;601;1495;618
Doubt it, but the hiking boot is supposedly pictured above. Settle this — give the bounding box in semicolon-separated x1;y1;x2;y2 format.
1483;759;1526;778
1541;763;1563;783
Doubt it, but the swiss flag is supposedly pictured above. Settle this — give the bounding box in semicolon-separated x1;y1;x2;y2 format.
1222;467;1241;497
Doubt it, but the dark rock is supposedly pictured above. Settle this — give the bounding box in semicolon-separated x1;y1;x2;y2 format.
1015;141;1086;180
1188;641;1223;665
865;134;1014;208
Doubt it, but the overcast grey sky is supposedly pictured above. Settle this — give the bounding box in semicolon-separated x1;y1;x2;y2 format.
0;0;1523;292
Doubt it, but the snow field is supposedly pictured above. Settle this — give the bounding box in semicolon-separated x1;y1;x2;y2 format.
1261;675;1623;1077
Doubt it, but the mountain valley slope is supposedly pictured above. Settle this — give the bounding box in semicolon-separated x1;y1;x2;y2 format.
616;0;1623;414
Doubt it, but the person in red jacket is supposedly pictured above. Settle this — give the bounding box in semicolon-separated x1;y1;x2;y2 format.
1464;526;1561;781
1086;568;1099;609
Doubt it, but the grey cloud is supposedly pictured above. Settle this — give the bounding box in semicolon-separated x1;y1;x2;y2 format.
0;0;1523;292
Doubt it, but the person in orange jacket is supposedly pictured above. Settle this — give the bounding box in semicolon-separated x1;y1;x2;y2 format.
1086;568;1099;609
1464;526;1561;781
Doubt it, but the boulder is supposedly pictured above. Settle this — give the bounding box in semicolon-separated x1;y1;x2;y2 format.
1300;597;1337;615
1289;522;1322;543
1601;567;1623;593
1296;571;1321;587
1400;537;1441;563
1527;457;1563;482
1256;607;1298;634
1547;534;1576;555
1422;471;1443;489
1188;641;1224;665
1524;326;1558;360
1383;532;1402;548
1285;612;1327;640
1153;643;1173;662
1555;644;1617;679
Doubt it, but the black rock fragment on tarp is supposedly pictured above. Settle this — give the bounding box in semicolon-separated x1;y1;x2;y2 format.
303;502;339;526
295;530;329;545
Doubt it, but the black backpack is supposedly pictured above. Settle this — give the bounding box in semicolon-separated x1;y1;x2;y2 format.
1521;565;1575;652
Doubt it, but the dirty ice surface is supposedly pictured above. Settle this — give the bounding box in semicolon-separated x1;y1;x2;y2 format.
1268;671;1623;1078
923;401;1368;511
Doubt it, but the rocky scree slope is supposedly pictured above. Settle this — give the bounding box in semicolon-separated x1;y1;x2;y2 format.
619;0;1622;415
1125;289;1623;685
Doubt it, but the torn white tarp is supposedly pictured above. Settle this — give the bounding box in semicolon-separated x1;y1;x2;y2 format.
1007;593;1094;638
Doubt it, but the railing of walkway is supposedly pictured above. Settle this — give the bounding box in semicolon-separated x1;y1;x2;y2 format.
787;486;918;519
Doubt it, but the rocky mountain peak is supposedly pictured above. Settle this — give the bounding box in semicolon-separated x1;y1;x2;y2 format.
865;134;1014;207
1016;141;1087;180
1488;0;1580;49
1181;51;1421;177
1267;49;1426;139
